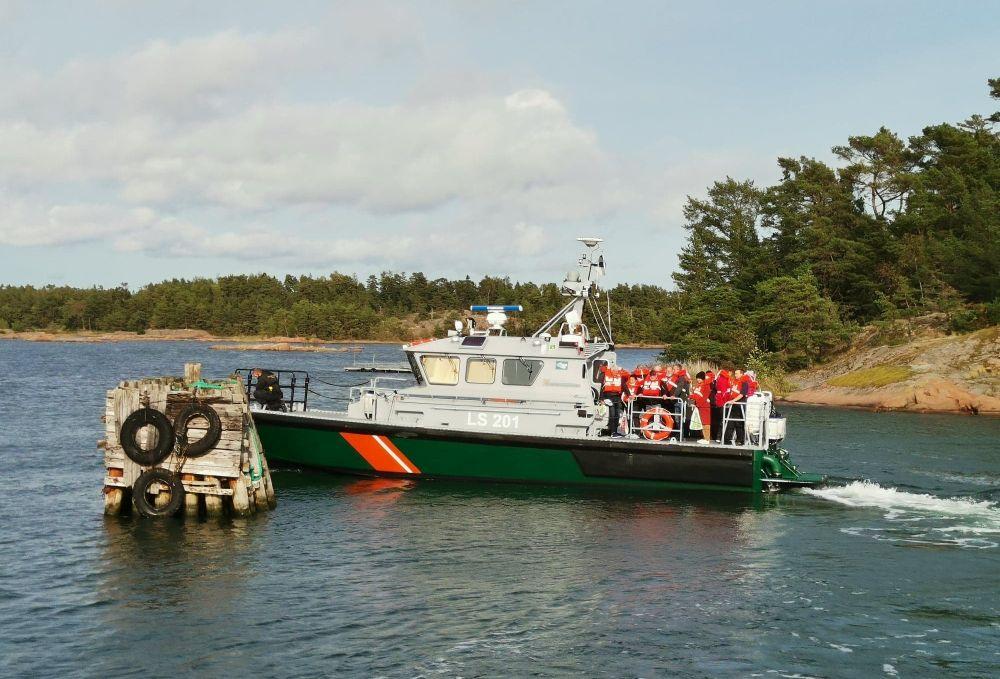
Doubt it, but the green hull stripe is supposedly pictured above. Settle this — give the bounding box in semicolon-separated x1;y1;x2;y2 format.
255;420;763;493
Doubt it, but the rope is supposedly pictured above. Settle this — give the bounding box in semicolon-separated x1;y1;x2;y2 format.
308;376;376;388
307;387;352;402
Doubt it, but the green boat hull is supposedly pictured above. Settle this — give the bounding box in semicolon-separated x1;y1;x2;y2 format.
252;412;825;493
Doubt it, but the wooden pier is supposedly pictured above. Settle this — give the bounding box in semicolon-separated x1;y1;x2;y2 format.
99;363;276;518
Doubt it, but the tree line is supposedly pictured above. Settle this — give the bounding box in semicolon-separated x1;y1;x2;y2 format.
1;79;996;370
0;269;674;344
664;78;998;371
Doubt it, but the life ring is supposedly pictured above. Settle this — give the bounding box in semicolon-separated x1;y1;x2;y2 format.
639;406;674;441
120;408;175;465
173;402;222;457
132;468;185;517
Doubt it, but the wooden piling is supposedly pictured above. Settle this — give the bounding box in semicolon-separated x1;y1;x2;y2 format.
184;362;202;384
104;488;124;516
100;364;276;519
232;476;252;516
204;493;224;517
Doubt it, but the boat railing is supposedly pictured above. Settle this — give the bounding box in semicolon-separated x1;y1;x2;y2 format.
720;393;773;447
626;396;687;442
235;368;310;412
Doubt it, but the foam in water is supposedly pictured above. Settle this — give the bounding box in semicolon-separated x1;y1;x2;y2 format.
804;481;1000;549
803;481;999;520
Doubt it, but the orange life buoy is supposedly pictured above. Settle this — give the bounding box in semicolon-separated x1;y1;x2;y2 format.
639;406;674;441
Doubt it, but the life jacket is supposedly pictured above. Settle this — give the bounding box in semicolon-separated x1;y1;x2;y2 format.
640;376;663;397
601;366;623;394
728;380;744;403
747;376;759;396
623;376;639;402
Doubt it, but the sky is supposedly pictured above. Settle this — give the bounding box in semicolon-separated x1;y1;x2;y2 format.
1;0;997;290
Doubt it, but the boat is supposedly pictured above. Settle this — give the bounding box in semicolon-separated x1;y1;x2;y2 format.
245;238;826;493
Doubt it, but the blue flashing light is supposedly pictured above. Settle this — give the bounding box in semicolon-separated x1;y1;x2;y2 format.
470;305;522;312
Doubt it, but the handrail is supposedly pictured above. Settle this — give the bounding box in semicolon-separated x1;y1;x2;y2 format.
235;368;310;411
626;396;687;442
720;394;771;447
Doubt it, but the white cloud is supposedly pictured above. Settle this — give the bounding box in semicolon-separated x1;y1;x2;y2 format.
112;218;415;267
0;198;157;246
0;89;625;217
0;20;646;278
512;222;546;256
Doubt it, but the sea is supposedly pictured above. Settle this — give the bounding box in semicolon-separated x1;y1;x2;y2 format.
0;340;998;677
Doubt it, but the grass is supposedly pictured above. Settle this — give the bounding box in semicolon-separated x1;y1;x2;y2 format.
826;365;914;388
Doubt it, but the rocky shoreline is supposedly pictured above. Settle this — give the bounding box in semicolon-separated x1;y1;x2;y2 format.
784;326;999;415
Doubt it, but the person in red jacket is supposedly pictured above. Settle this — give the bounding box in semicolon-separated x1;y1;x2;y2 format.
711;369;731;441
639;369;667;399
621;373;640;433
723;369;752;444
653;364;675;397
689;371;712;443
600;364;625;436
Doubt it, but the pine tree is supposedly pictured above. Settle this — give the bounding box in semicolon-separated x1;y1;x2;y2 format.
672;178;764;295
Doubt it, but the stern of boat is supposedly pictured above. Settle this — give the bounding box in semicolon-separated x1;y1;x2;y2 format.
757;447;826;492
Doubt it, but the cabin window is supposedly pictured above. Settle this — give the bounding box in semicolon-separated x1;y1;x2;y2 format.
466;357;496;384
406;353;425;385
419;355;460;385
592;359;607;384
501;358;544;386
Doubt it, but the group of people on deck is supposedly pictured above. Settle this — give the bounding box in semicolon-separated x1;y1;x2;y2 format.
599;363;759;444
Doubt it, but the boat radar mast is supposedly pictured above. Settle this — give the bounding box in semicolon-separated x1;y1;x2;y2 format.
533;237;613;345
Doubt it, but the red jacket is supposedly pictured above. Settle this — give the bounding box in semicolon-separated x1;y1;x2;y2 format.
639;374;665;397
713;371;731;407
690;381;711;409
600;365;623;394
730;374;754;402
623;375;640;402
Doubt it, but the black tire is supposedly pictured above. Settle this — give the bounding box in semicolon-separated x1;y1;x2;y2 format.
132;468;185;518
173;402;222;457
120;408;175;466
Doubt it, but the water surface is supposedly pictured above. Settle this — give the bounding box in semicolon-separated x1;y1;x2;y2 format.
1;340;998;677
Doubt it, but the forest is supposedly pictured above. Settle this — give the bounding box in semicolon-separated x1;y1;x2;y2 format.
2;79;997;373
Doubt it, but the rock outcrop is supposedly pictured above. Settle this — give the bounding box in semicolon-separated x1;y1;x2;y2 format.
785;326;1000;414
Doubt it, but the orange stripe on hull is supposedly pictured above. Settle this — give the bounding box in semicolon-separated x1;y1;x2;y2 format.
339;433;420;475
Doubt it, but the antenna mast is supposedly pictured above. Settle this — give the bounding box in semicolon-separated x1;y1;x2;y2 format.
533;237;608;339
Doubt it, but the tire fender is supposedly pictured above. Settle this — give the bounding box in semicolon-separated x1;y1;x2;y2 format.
119;408;175;466
132;468;185;518
173;402;222;457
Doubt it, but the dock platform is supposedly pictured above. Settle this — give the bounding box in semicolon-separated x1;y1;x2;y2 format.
99;362;276;518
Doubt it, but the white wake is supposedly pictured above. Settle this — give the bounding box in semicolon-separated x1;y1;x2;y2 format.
803;481;1000;548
